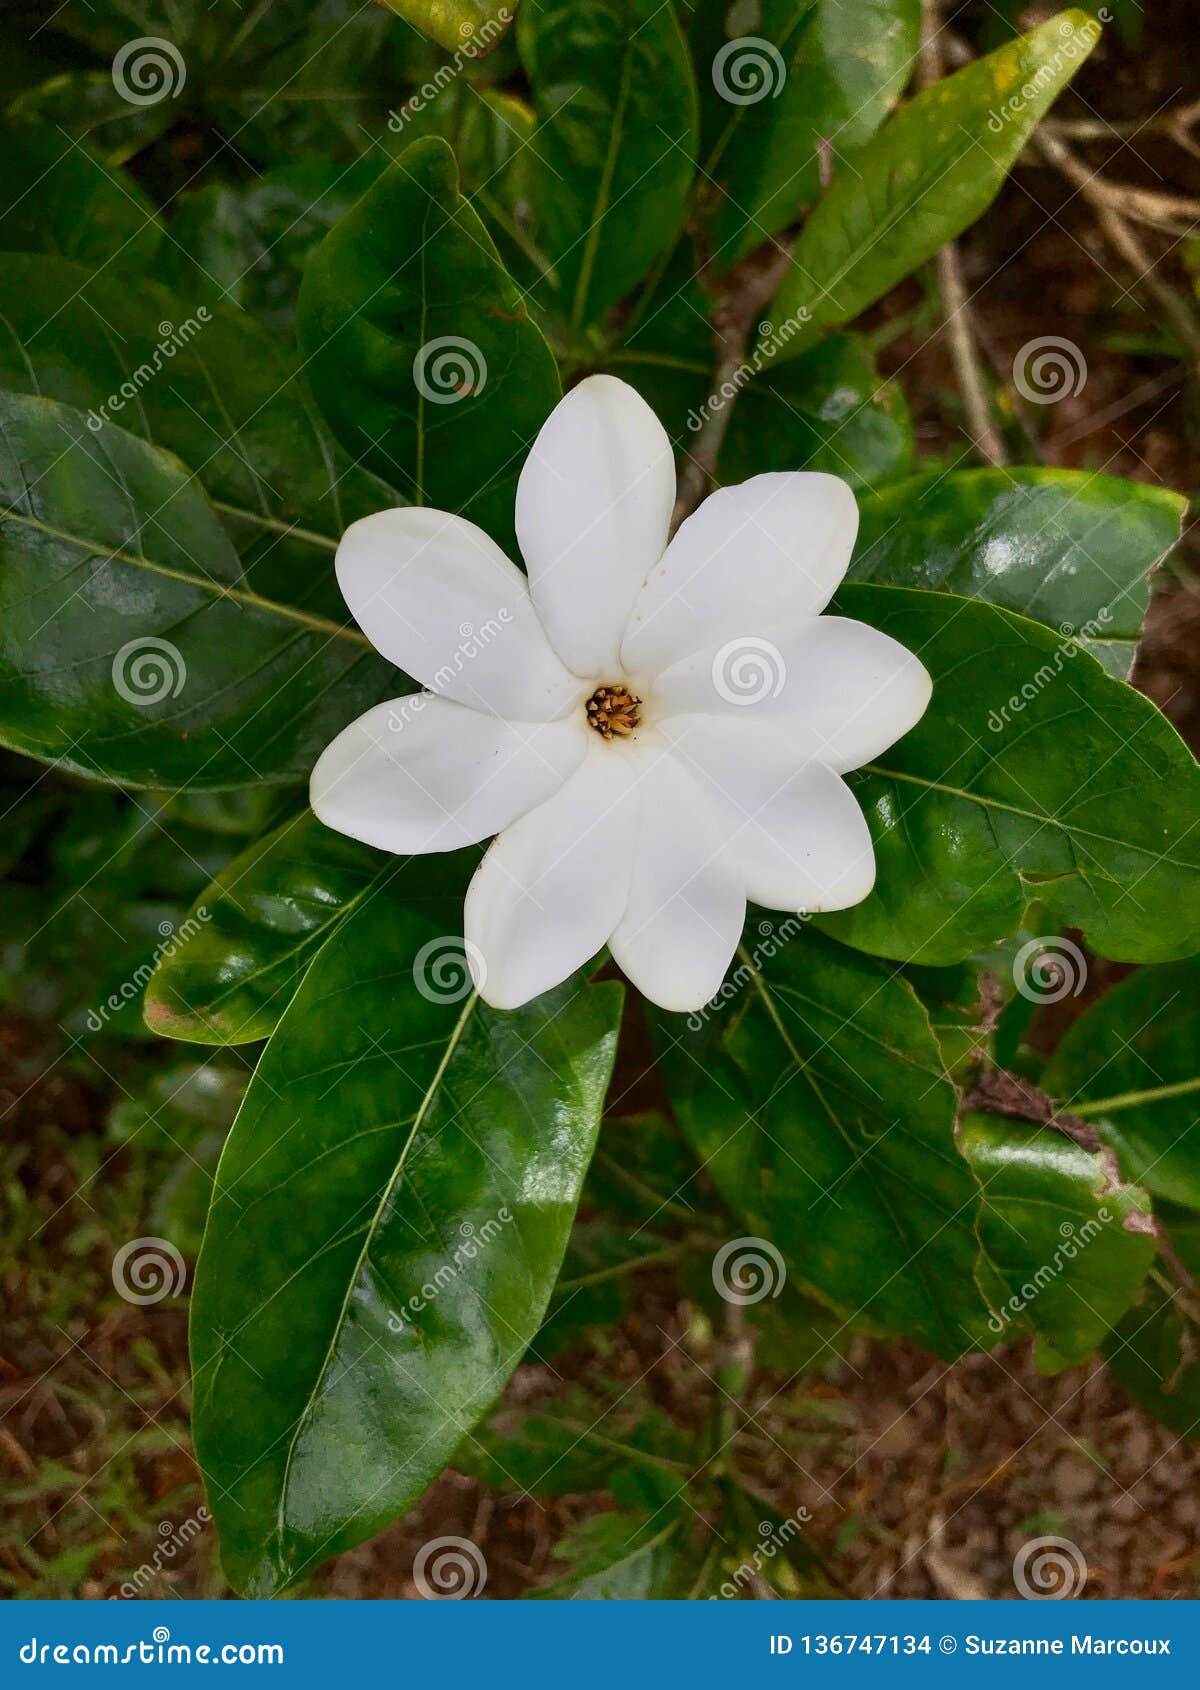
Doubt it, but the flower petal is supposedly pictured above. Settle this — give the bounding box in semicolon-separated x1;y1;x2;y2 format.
652;616;932;773
465;745;638;1009
310;695;588;854
661;715;876;911
621;472;858;678
336;507;580;720
608;751;744;1013
516;375;675;678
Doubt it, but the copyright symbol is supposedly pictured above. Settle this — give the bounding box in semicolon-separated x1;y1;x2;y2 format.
939;1636;958;1654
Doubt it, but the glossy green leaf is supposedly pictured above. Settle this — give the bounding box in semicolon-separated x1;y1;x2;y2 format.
486;0;698;335
191;867;622;1595
1043;959;1200;1207
0;253;392;604
298;136;560;550
0;124;162;269
690;0;920;270
819;585;1200;966
762;11;1100;363
718;332;914;492
654;925;993;1358
850;468;1185;676
0;392;395;789
376;0;514;53
960;1111;1155;1371
145;813;391;1046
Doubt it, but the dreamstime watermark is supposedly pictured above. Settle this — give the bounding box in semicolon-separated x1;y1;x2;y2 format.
114;1509;211;1598
687;915;811;1030
711;635;786;705
712;36;787;105
1012;335;1088;404
1013;935;1088;1005
85;908;210;1032
986;12;1107;133
712;1236;786;1305
111;1236;187;1305
412;1536;488;1598
413;335;487;405
1013;1535;1088;1599
987;1213;1110;1336
710;1509;812;1598
686;312;811;431
412;935;487;1003
18;1629;282;1666
387;613;514;731
387;1210;512;1337
388;9;511;131
86;311;211;431
112;37;186;106
112;636;187;707
986;610;1112;732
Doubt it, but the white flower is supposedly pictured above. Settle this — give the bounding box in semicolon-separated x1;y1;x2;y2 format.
310;376;931;1013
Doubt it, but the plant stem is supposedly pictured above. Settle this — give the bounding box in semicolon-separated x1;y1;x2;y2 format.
917;0;1008;468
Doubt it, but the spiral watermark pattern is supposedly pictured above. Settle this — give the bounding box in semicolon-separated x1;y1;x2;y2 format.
1013;936;1087;1005
1012;336;1087;404
712;1236;786;1305
413;935;486;1003
112;637;186;707
1013;1535;1087;1599
711;636;786;706
112;1237;187;1305
413;1536;487;1599
712;37;787;105
112;38;186;106
412;336;488;405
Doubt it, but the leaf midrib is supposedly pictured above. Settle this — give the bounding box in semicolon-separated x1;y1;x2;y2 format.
271;987;480;1569
4;506;371;648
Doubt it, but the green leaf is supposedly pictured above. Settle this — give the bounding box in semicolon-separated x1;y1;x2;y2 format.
162;159;387;330
0;392;395;789
1104;1271;1200;1440
0;791;237;1038
144;813;391;1046
531;1510;697;1599
0;124;162;269
654;925;993;1358
762;10;1101;363
818;585;1200;966
0;253;392;603
718;332;914;493
297;136;560;550
376;0;514;54
6;72;176;166
464;1382;691;1498
109;1059;248;1255
487;0;698;335
960;1111;1155;1371
190;866;622;1595
850;468;1185;676
1043;959;1200;1207
691;0;920;270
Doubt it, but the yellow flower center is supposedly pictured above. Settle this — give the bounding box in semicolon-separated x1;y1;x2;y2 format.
585;684;641;740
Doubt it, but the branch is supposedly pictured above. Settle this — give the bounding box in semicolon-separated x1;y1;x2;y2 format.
917;0;1008;468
